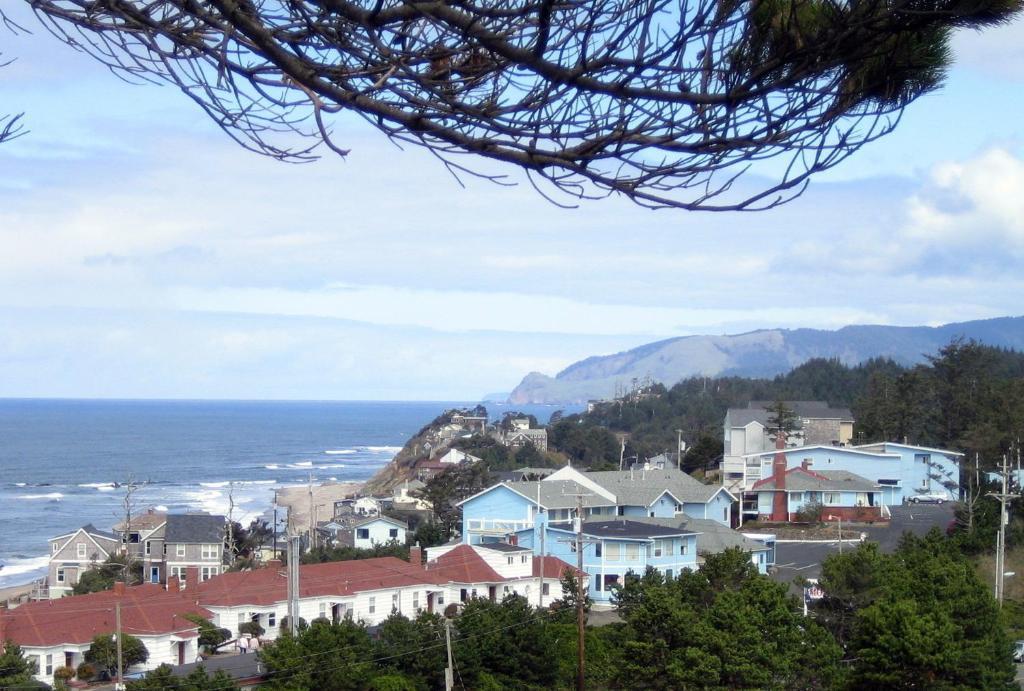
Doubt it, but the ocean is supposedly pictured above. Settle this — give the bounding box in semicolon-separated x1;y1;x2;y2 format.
0;399;571;587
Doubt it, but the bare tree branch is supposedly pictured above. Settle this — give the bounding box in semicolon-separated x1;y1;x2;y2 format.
9;0;1022;210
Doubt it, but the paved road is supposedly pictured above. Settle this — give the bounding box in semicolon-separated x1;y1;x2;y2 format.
771;504;955;585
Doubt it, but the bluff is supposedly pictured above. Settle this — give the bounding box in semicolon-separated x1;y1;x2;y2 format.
507;316;1024;404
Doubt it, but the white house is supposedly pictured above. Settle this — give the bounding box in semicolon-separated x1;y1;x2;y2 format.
437;449;482;465
0;581;207;686
352;516;407;549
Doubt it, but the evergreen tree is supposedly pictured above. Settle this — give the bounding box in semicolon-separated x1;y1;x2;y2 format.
85;633;149;677
0;640;38;688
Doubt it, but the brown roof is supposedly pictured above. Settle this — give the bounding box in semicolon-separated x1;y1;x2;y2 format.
425;545;506;584
0;584;208;647
195;557;433;608
533;556;585;580
113;510;167;532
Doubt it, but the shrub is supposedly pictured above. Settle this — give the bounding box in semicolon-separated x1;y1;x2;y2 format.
237;621;265;638
796;499;824;524
76;662;96;681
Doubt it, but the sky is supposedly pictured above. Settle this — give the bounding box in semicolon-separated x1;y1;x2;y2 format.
1;8;1023;400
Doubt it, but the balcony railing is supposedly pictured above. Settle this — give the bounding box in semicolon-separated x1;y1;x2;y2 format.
465;518;534;534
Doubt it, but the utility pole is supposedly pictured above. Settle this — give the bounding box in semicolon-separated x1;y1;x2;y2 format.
308;473;315;551
287;535;301;634
444;619;454;691
676;429;685;469
576;494;585;691
989;454;1019;604
538;517;546;609
226;482;236;569
115;601;124;691
557;492;596;691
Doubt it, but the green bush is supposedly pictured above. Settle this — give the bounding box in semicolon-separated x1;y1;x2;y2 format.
76;662;96;681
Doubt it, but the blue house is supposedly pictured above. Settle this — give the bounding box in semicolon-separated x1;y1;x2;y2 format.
458;466;736;545
515;518;699;603
751;465;883;522
737;442;961;520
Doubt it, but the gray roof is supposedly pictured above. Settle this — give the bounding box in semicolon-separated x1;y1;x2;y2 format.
167;653;265;681
476;542;532;553
502;480;616;509
353;515;407;530
81;523;119;542
753;468;877;493
626;516;769;555
551;519;696;540
586;468;725;505
728;401;854;427
164;514;226;544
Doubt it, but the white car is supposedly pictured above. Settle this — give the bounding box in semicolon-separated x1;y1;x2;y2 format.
909;492;948;504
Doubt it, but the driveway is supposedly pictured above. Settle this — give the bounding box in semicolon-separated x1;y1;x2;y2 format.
771;503;955;585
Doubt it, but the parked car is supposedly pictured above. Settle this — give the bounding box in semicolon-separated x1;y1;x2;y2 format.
1013;640;1024;663
909;492;948;504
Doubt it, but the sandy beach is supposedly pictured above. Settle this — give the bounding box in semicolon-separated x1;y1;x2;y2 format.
276;481;364;534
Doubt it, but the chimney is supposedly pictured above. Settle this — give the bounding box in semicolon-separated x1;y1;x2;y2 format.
186;566;199;589
167;575;181;593
113;581;126;596
772;433;789;522
408;543;423;569
507;534;518;546
801;459;811;470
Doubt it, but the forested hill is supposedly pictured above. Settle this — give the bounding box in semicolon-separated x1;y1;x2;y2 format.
547;341;1024;474
508;316;1024;404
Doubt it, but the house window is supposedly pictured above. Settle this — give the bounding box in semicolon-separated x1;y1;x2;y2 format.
593;575;602;592
176;544;185;557
503;585;511;594
388;528;398;538
145;541;151;556
521;555;528;563
654;541;663;558
45;654;53;676
413;591;420;610
616;506;625;516
507;557;514;565
319;602;327;618
823;493;840;506
201;544;218;560
665;569;673;580
77;543;87;559
680;542;688;555
356;529;370;540
201;566;218;581
542;583;550;596
437;594;445;606
56;568;66;583
392;593;400;611
368;596;376;614
595;543;602;557
723;507;729;521
606;543;620;561
626;544;639;560
52;542;59;553
268;612;276;627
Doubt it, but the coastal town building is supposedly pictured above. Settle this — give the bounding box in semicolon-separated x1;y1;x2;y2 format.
318;515;408;549
735;441;962;521
436;448;483;465
46;524;120;599
113;512;226;586
751;463;884;522
459;465;737;546
720;401;855;493
0;580;209;687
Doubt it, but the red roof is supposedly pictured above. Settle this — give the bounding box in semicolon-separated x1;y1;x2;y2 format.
0;584;209;648
195;557;433;607
425;545;506;584
533;556;585;580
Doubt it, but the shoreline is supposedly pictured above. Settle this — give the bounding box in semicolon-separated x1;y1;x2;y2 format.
275;481;364;534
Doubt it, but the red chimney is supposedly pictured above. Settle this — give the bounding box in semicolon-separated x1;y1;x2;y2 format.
771;433;789;522
801;459;811;471
186;566;199;589
408;544;423;569
507;535;518;546
167;575;180;593
113;581;127;596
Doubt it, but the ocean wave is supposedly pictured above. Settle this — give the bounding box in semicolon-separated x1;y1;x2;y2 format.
200;481;231;488
14;482;27;487
0;554;49;585
324;449;357;455
18;492;63;500
361;446;403;453
265;464;280;470
319;464;346;470
79;482;117;491
289;461;313;468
